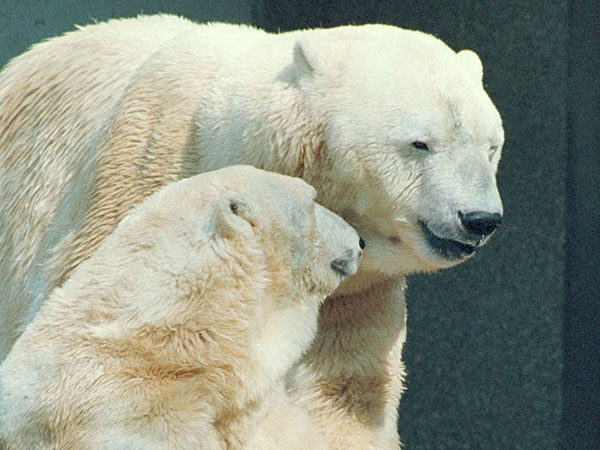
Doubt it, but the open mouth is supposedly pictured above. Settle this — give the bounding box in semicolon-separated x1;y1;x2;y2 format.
419;221;476;260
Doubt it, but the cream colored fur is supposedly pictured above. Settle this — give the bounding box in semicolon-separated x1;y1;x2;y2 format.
0;16;503;448
0;165;360;449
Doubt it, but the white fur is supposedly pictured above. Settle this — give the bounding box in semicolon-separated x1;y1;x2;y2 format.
0;16;503;448
0;166;360;449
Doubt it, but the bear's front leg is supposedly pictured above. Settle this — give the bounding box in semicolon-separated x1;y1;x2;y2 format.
287;278;407;450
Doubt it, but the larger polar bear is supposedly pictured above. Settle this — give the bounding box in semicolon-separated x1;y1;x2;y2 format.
0;165;362;449
0;15;504;449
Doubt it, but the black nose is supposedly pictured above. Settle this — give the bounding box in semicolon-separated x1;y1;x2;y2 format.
358;237;366;250
459;211;502;238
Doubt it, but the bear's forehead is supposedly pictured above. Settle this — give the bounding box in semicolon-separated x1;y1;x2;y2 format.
343;31;454;66
266;187;311;228
343;60;502;145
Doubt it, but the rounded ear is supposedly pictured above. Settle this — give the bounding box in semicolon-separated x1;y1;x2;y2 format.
214;191;261;239
293;38;317;80
457;49;484;83
293;34;351;82
294;34;344;80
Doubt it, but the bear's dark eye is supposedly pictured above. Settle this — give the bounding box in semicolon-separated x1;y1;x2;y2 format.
411;141;430;151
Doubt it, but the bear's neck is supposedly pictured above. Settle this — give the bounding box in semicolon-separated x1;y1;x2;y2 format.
287;277;407;446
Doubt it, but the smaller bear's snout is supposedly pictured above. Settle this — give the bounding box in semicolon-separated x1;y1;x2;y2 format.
330;258;351;276
315;204;362;278
330;245;362;278
331;256;356;277
459;211;502;240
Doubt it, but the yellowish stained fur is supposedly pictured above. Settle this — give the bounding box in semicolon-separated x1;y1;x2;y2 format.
0;166;358;449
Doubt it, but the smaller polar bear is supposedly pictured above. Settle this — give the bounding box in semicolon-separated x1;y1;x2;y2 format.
0;165;362;450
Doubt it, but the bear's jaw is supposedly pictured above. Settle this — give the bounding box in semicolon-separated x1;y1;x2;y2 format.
343;217;484;279
418;221;477;261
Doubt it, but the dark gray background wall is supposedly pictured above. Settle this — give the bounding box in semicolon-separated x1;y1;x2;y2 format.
0;0;252;66
1;1;597;449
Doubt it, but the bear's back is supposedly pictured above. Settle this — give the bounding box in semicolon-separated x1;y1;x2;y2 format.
0;17;276;361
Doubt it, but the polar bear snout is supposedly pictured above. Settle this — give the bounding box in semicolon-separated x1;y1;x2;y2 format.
330;247;362;278
420;209;502;262
458;211;502;241
315;204;362;278
331;235;364;277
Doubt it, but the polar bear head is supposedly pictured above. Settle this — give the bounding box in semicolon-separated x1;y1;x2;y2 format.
111;165;362;317
205;165;363;301
102;166;362;377
293;25;504;277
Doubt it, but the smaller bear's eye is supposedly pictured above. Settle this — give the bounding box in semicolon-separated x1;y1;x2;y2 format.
411;141;430;151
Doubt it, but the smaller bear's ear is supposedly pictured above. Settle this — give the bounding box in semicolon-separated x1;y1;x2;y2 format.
293;39;316;79
214;191;261;239
457;49;484;84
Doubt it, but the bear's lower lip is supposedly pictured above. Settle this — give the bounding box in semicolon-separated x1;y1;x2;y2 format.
419;222;476;260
